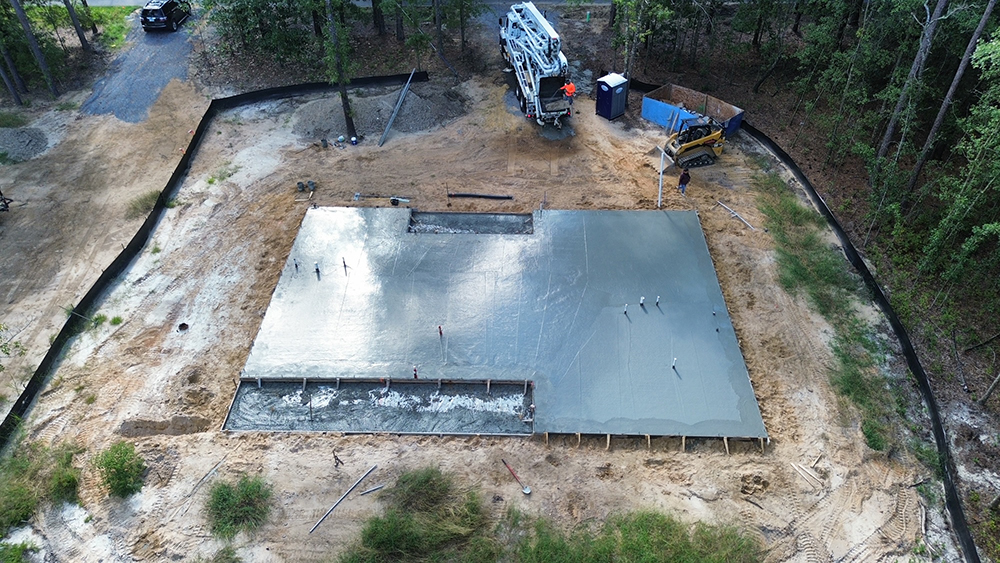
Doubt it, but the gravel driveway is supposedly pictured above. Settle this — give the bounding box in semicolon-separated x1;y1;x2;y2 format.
81;12;193;123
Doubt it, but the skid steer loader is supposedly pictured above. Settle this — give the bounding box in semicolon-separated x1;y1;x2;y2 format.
664;117;725;167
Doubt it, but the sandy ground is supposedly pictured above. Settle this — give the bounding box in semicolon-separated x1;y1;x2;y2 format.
1;76;956;561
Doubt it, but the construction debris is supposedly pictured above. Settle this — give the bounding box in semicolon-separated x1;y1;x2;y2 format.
309;464;377;534
447;192;513;200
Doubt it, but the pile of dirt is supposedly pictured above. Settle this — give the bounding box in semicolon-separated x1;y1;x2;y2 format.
291;83;468;141
0;127;47;161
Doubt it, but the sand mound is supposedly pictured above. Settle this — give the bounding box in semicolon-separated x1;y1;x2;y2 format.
292;83;467;141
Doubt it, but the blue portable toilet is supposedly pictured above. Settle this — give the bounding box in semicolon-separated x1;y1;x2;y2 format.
596;73;628;120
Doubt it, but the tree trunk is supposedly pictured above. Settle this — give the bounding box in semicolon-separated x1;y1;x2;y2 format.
752;13;764;51
10;0;58;97
63;0;91;52
434;0;443;53
312;10;324;37
906;0;997;195
876;0;948;162
372;0;386;36
0;33;28;93
326;0;356;139
980;371;1000;406
80;0;99;35
0;56;22;105
395;8;404;41
792;1;802;37
459;0;466;51
609;0;617;29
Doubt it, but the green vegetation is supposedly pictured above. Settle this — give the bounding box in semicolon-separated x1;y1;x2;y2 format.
208;162;240;185
338;468;764;562
95;441;146;497
127;190;161;219
756;172;892;451
0;323;26;376
512;512;761;563
0;542;38;563
0;113;28;129
194;546;243;563
92;7;138;50
55;102;78;111
91;313;107;328
206;475;273;540
110;316;124;326
0;442;82;536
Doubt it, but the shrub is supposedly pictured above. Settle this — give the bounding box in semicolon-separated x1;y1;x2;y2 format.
126;190;161;219
95;442;146;497
206;475;273;540
0;483;37;536
0;542;38;563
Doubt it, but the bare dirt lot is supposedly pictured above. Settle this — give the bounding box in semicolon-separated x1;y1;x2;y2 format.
0;74;956;561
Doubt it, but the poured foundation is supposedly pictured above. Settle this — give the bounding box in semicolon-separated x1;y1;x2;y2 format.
231;208;767;439
225;379;534;434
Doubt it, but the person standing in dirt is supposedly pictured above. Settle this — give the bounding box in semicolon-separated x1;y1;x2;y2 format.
678;168;691;195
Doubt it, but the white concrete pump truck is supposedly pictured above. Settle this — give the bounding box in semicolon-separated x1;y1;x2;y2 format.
500;2;572;127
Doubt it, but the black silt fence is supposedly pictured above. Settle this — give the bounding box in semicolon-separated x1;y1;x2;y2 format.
0;72;429;453
741;121;980;563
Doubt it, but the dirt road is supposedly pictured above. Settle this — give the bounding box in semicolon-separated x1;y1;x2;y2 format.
0;72;955;561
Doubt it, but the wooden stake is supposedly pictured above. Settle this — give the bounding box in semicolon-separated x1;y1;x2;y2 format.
681;436;686;452
606;434;611;451
576;433;581;448
646;434;651;450
544;432;548;446
723;437;730;455
759;438;765;454
791;463;818;489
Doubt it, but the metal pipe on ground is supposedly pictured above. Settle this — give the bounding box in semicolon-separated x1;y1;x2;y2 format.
309;464;378;533
716;201;755;231
447;192;513;200
379;68;417;147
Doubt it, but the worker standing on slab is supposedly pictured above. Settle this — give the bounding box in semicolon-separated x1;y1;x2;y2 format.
560;81;576;104
678;168;691;195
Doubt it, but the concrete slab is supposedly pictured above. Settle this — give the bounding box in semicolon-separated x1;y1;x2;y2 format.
239;207;767;439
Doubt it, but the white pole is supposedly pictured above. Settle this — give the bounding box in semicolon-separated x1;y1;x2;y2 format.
658;147;665;208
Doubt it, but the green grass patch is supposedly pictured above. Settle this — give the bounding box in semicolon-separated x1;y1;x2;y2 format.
339;468;763;562
110;316;124;326
194;546;243;563
756;172;893;451
0;442;83;536
91;7;139;50
513;512;761;563
95;441;146;497
340;467;490;561
91;313;108;328
55;102;79;111
127;190;161;219
0;113;28;128
0;542;38;563
206;475;273;540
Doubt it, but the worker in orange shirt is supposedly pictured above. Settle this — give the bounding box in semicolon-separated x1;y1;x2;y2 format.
560;81;576;104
